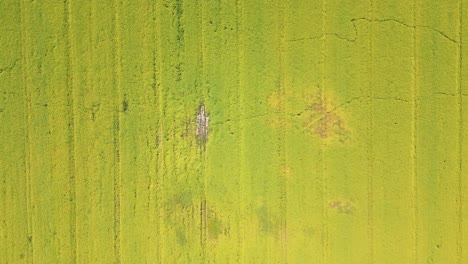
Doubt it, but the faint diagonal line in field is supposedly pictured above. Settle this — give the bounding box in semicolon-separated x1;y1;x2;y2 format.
288;23;358;43
289;17;459;45
209;112;271;126
0;59;19;75
211;95;409;127
434;92;468;97
355;17;458;44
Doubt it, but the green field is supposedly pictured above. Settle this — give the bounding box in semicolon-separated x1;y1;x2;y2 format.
1;0;467;263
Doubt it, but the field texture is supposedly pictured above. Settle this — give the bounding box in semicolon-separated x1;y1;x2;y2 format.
1;0;467;263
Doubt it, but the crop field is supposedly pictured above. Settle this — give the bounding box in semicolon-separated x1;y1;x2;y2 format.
0;0;467;263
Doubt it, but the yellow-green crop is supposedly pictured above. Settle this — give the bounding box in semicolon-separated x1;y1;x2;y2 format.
0;0;467;263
